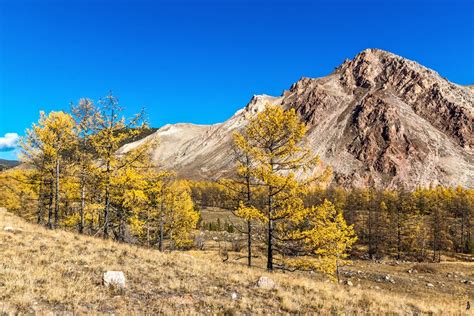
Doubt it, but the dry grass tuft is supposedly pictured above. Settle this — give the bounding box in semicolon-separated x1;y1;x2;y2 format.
0;208;470;315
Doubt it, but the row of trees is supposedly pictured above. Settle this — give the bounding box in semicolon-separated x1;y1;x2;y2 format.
192;182;474;262
5;99;466;277
0;101;358;278
305;186;474;261
0;95;198;249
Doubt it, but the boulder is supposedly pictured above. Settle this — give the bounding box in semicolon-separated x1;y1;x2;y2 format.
426;283;434;288
103;271;126;289
3;226;22;233
257;276;275;289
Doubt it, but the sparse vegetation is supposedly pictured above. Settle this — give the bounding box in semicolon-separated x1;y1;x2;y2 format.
0;208;471;315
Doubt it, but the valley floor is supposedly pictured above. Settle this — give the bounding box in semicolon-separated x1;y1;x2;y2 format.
0;207;472;315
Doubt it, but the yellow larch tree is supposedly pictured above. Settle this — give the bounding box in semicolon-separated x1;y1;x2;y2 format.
164;180;199;249
71;98;100;233
232;104;348;274
20;111;77;228
90;94;147;238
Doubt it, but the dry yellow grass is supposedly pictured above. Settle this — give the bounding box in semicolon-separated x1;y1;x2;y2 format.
0;207;470;315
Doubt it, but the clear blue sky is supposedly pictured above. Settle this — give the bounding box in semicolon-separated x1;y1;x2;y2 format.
0;0;473;160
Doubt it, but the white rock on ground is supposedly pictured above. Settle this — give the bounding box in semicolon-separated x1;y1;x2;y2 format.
103;271;126;289
257;276;275;289
3;226;22;233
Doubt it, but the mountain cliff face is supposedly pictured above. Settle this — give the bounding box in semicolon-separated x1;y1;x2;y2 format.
121;49;474;188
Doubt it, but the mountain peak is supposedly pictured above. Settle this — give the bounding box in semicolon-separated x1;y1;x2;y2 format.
122;50;474;188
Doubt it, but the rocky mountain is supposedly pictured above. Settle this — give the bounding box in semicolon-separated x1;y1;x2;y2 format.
121;49;474;188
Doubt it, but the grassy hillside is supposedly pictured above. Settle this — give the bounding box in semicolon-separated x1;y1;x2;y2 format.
0;207;471;315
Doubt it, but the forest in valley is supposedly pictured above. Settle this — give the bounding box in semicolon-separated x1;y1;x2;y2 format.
0;95;472;280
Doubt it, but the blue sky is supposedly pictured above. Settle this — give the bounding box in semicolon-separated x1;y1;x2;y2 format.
0;0;473;160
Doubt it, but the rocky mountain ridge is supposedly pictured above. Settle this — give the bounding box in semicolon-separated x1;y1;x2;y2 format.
122;49;474;188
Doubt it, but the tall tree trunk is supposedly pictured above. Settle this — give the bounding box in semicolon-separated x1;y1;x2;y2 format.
54;159;60;228
36;179;44;224
267;186;273;271
47;180;53;229
103;160;110;238
246;170;252;267
397;220;401;260
119;209;125;242
79;177;85;234
146;208;150;247
396;206;402;260
368;210;373;259
432;221;437;262
159;188;164;251
247;220;252;267
460;212;466;253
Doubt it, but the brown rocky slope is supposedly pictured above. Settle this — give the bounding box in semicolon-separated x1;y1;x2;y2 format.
121;49;474;188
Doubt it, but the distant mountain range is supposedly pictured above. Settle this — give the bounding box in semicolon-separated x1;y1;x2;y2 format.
121;49;474;188
0;159;20;171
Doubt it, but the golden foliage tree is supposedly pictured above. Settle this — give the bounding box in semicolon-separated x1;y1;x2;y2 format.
20;111;77;228
233;104;349;274
71;98;100;233
90;94;147;237
284;199;357;278
131;174;199;250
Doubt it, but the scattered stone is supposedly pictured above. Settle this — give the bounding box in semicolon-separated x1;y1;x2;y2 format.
408;269;418;274
384;275;395;284
103;271;126;289
231;292;238;300
257;276;275;289
3;226;22;233
426;283;434;288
